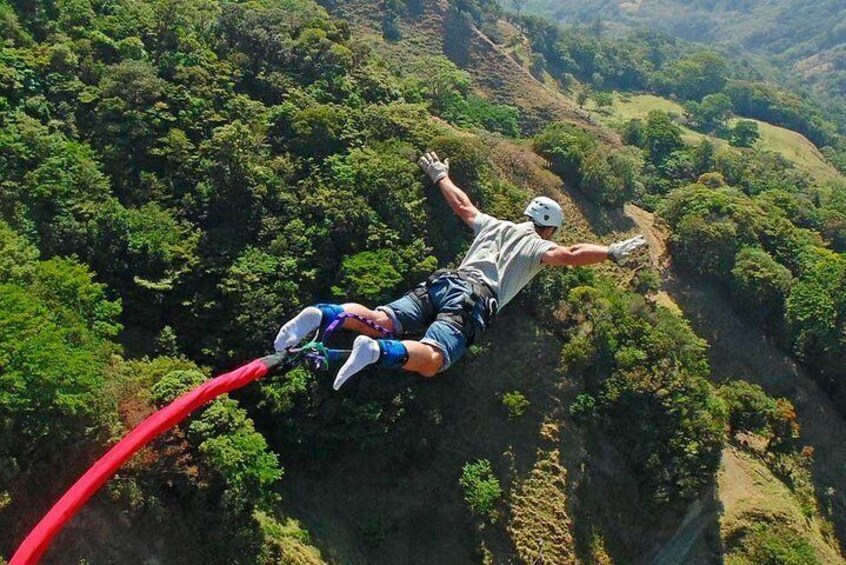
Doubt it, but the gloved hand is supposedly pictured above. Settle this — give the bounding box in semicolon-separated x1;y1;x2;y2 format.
418;151;450;183
608;235;647;264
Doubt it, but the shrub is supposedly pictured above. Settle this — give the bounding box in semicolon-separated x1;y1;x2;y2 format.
730;247;793;330
697;172;726;188
459;459;502;517
718;380;775;437
463;95;520;137
569;393;597;423
502;391;529;420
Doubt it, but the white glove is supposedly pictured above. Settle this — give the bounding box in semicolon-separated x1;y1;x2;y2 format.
608;235;647;264
418;151;450;183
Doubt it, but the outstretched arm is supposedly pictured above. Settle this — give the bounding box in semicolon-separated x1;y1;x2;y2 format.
542;235;647;267
542;243;609;267
419;152;479;227
436;175;479;227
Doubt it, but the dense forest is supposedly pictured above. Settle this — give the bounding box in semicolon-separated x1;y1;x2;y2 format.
1;0;844;563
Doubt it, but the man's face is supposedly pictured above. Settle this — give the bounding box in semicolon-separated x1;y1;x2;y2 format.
538;226;557;240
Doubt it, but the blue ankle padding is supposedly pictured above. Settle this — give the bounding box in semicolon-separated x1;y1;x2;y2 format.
315;303;345;330
377;339;409;369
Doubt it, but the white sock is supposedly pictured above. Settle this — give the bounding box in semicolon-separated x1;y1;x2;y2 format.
274;306;322;351
333;335;381;390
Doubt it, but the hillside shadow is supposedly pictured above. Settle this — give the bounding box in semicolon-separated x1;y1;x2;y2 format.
664;270;846;554
565;428;725;565
442;6;472;69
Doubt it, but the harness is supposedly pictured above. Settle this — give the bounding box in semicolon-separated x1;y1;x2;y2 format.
411;269;498;334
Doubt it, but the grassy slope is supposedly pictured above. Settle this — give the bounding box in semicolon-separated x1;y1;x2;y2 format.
589;93;843;185
718;448;842;564
324;0;617;141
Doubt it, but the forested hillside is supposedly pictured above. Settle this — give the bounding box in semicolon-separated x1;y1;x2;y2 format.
1;0;845;563
521;0;846;131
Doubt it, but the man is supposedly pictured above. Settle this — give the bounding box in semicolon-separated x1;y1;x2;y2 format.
275;152;646;390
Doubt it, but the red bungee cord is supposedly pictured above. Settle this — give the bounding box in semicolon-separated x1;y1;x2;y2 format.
10;353;289;564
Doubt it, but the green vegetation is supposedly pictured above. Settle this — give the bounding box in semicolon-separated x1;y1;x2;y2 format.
509;11;846;175
560;283;725;505
661;184;846;410
401;56;521;136
726;524;820;565
501;390;529;420
594;94;840;185
730;120;759;148
459;459;503;517
1;0;843;561
520;0;846;134
534;122;641;206
718;381;799;447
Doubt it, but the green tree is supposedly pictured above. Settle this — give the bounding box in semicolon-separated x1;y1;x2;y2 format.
644;110;684;165
561;286;724;505
730;119;760;148
718;380;776;437
785;250;846;369
152;369;283;513
672;214;738;277
403;56;471;118
685;93;732;133
535;123;639;205
731;247;793;330
333;249;405;304
220;246;308;355
621;118;646;147
592;90;613;109
291;103;354;159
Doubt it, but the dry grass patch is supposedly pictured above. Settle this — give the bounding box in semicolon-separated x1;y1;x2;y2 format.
507;449;577;564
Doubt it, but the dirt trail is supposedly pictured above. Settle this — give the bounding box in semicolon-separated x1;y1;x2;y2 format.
626;204;846;559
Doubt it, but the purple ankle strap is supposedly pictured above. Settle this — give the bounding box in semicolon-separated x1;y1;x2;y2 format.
323;312;394;343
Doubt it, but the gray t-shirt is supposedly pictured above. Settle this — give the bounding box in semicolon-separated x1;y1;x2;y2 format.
458;213;556;308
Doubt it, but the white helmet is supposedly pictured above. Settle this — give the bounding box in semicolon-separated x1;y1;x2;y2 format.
524;196;563;229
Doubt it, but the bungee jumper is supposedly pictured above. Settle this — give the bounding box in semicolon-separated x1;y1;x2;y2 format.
11;152;646;564
275;151;648;390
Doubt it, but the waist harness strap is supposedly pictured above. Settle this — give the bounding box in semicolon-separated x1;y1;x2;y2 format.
426;269;498;326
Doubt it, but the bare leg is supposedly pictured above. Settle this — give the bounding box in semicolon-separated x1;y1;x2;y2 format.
401;341;444;378
333;337;446;390
340;303;395;336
